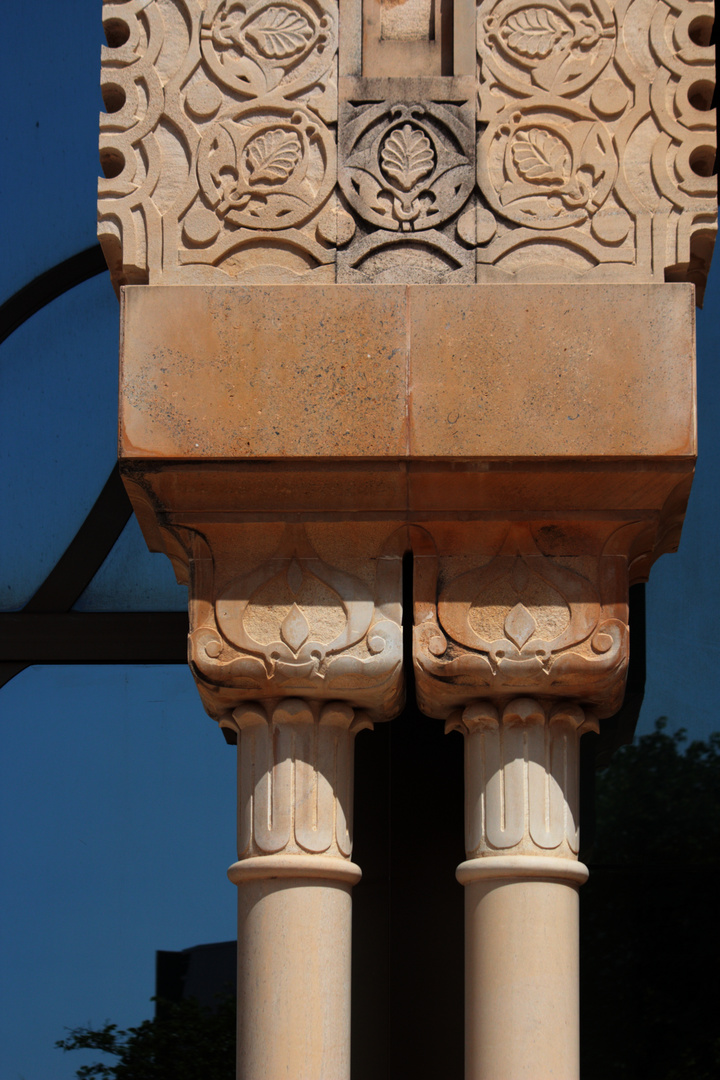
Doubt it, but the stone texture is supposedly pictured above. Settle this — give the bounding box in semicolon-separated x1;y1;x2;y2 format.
121;282;696;463
337;77;477;282
180;520;405;724
100;2;715;1076
475;0;717;300
121;282;695;730
408;283;696;458
120;284;408;459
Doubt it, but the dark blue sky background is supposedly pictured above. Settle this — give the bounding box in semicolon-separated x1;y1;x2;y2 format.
1;6;717;1078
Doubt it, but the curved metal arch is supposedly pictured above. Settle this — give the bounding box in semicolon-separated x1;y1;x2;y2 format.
0;248;186;688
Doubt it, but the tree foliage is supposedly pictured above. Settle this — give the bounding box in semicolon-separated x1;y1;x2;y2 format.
56;996;235;1080
580;720;720;1079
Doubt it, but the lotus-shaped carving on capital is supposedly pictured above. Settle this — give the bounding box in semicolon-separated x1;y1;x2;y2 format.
214;534;380;681
202;0;337;98
437;530;602;673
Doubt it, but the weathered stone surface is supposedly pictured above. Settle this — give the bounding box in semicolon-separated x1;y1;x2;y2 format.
99;3;714;1076
99;0;340;287
337;77;476;282
407;282;696;457
121;282;695;462
413;520;631;719
120;281;695;726
120;284;408;459
183;520;405;723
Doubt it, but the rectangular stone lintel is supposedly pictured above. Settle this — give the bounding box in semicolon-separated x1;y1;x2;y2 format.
119;282;695;541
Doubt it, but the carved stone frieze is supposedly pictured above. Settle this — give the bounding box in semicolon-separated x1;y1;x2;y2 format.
99;0;339;287
337;76;476;281
476;0;717;298
101;0;715;293
413;523;629;718
448;698;598;859
201;0;338;99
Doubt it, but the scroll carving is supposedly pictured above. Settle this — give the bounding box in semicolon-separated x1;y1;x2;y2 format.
476;0;717;299
99;0;339;286
413;523;629;717
448;698;598;858
221;697;369;860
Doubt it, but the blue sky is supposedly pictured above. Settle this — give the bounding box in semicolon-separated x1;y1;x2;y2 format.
1;5;718;1078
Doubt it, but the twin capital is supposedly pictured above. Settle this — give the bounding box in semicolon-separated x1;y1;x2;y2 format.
154;517;646;729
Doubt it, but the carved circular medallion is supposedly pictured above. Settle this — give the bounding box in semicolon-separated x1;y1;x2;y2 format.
480;0;615;98
202;0;337;99
339;102;475;232
478;103;617;230
197;103;336;230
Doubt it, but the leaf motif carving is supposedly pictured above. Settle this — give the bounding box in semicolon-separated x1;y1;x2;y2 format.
501;8;568;58
504;602;537;649
511;128;570;183
380;124;435;192
245;6;314;58
281;604;310;653
246;128;301;183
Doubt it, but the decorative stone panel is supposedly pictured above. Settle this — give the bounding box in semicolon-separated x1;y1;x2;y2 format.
100;0;716;295
99;0;340;287
413;522;631;719
337;76;477;282
475;0;717;299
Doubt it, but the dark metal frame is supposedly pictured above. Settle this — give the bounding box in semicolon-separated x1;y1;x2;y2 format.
0;247;187;689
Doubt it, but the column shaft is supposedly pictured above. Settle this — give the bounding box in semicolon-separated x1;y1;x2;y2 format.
461;859;586;1080
225;698;367;1080
451;699;595;1080
235;865;355;1079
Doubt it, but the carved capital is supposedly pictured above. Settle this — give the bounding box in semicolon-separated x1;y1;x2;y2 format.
166;521;405;724
448;697;598;860
413;522;629;720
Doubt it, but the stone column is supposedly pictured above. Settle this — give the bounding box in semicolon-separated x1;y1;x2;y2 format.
222;698;369;1080
450;698;597;1080
413;521;636;1080
183;518;403;1080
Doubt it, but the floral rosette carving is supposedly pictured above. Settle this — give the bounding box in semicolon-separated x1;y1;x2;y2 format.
339;101;475;232
478;104;617;229
196;103;335;229
201;0;337;98
479;0;615;98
